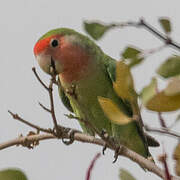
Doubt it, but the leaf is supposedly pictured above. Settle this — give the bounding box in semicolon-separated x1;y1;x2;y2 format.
119;169;136;180
159;18;171;34
0;169;27;180
83;21;112;40
113;61;136;101
165;77;180;96
173;143;180;176
140;78;157;105
157;56;180;78
122;47;141;59
121;46;144;68
176;114;180;122
98;97;132;125
141;78;180;112
127;57;144;68
146;91;180;112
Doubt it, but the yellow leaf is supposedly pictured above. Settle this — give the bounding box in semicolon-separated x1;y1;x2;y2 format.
173;143;180;176
140;78;157;105
113;61;135;101
165;77;180;96
174;143;180;160
146;91;180;112
98;96;132;125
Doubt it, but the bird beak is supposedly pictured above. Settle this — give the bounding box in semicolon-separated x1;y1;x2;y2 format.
35;53;62;75
50;57;57;75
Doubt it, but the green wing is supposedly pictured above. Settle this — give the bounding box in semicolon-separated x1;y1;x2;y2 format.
103;55;133;116
103;56;159;156
57;77;95;135
57;78;74;113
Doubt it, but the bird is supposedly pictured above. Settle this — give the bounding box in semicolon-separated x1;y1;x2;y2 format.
33;28;159;159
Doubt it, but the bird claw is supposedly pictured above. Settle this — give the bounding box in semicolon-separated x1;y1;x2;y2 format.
62;129;80;145
52;126;64;138
113;146;122;163
102;144;107;155
101;129;109;139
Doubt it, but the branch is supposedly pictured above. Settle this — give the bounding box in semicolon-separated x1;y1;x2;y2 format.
86;153;101;180
38;102;51;113
32;67;59;135
145;126;180;139
158;112;167;128
32;67;49;90
48;77;59;134
113;18;180;51
8;110;51;134
0;132;179;180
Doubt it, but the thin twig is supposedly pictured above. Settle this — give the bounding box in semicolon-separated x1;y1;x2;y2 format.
86;153;101;180
163;153;172;180
32;67;49;90
145;126;180;139
139;19;169;43
32;67;60;135
8;110;51;134
48;76;59;134
113;18;180;51
158;150;172;180
39;102;51;113
138;44;166;59
158;112;167;128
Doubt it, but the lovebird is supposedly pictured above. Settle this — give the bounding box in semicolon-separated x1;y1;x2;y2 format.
33;28;159;159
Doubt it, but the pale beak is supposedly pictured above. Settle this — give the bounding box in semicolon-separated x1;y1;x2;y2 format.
35;53;62;75
50;57;57;75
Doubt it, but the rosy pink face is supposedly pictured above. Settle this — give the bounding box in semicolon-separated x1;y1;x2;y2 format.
34;34;90;82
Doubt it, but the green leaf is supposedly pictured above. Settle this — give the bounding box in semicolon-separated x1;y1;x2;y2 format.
83;21;112;40
121;46;144;68
157;56;180;78
122;46;141;59
0;169;27;180
119;169;136;180
126;57;144;68
159;18;171;33
140;78;157;105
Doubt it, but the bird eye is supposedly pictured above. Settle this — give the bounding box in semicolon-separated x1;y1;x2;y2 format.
50;39;59;47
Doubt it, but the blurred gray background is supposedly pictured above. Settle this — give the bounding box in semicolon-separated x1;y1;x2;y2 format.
0;0;180;179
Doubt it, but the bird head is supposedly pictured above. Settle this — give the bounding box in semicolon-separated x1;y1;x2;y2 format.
34;28;94;77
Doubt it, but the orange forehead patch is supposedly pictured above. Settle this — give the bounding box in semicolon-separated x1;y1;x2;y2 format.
34;37;51;55
34;36;57;55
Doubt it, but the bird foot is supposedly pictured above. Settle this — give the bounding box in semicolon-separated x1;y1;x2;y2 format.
101;129;109;139
100;129;109;155
102;144;107;155
62;129;80;145
52;125;64;138
113;146;122;163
